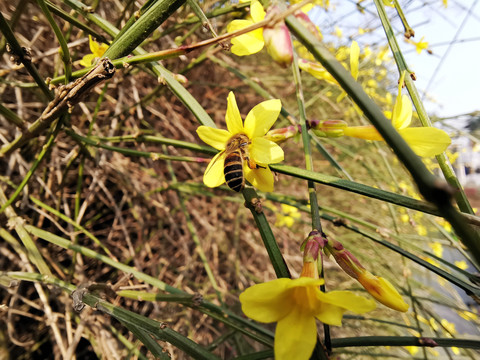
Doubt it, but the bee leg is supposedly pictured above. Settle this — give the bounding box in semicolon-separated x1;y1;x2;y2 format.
245;157;256;169
245;157;266;170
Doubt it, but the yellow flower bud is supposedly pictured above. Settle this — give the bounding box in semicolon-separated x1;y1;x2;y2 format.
357;271;409;312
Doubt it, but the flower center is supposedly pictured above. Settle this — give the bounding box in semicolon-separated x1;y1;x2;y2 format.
225;133;250;151
292;286;317;314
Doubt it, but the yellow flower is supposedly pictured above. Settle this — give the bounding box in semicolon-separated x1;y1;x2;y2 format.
298;59;337;85
290;0;329;12
227;0;266;56
416;224;427;236
350;40;360;81
196;92;283;192
227;1;293;66
343;72;451;157
239;277;376;360
441;319;457;334
407;36;429;54
357;271;409;312
334;26;343;38
275;204;301;228
299;40;359;89
405;346;419;356
458;310;477;321
429;242;443;258
79;35;108;67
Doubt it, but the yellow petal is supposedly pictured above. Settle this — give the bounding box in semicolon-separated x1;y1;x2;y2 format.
244;165;274;192
79;54;95;67
350;41;360;81
358;272;409;312
239;279;294;322
228;20;265;56
250;0;266;22
285;277;324;289
343;125;383;141
392;94;412;130
88;35;108;57
400;127;451;157
97;43;108;57
319;290;377;314
196;126;230;150
227;18;253;33
250;137;284;164
336;91;347;103
203;152;226;188
313;302;347;326
226;92;244;134
275;307;317;360
299;59;338;85
88;35;97;53
244;99;282;138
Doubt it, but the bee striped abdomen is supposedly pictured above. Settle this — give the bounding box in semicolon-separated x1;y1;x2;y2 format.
224;151;245;192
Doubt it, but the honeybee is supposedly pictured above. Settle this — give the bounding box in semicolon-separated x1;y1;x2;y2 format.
207;133;260;192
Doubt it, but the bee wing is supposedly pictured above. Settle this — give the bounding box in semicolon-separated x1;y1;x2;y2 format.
204;151;227;187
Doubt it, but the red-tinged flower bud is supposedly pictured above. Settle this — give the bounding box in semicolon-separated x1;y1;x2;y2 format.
324;238;365;279
310;119;347;138
300;259;319;278
173;73;188;84
357;270;409;312
294;11;322;41
263;6;293;67
301;230;328;278
324;237;409;312
265;125;300;143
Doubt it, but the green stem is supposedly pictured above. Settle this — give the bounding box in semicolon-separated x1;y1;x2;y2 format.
330;216;480;297
29;195;116;259
331;336;480;349
0;0;28;55
292;54;330;359
160;1;249;37
0;118;63;214
0;102;25;129
103;0;186;59
292;54;323;233
2;272;219;360
243;188;290;279
36;0;72;82
109;324;157;360
67;130;209;163
163;144;223;303
0;11;53;99
82;295;219;360
45;0;109;43
0;203;52;276
186;0;219;38
393;0;414;38
108;0;158;48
